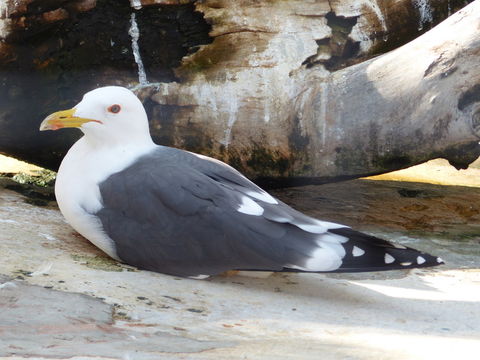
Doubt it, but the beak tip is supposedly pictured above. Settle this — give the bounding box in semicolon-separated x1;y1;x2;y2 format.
39;108;91;131
39;118;53;131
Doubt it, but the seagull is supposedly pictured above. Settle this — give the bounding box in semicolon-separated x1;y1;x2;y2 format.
40;86;443;278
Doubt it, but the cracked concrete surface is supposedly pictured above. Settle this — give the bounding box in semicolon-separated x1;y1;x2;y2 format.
1;174;479;359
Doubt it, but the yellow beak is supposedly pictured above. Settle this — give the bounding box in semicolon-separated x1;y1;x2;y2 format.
39;108;102;131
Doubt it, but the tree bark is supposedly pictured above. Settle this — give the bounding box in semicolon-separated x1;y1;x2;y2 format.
299;2;480;181
146;0;480;185
0;0;478;186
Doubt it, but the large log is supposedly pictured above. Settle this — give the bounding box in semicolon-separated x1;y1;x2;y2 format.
297;3;480;182
0;0;478;186
144;0;480;185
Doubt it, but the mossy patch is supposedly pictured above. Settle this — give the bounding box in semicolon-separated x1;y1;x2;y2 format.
246;147;291;177
177;35;239;79
12;169;56;187
112;304;132;321
2;177;55;207
334;147;370;173
71;254;131;272
433;142;480;170
371;153;412;170
13;269;33;277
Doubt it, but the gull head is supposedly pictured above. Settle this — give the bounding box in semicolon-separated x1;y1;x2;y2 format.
40;86;152;145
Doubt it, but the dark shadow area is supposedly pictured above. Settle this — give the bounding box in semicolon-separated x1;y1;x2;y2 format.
0;0;212;169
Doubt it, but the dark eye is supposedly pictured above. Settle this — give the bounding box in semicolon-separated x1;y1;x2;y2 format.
108;104;121;114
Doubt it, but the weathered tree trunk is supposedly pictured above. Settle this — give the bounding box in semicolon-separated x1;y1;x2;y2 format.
0;0;478;186
297;4;480;182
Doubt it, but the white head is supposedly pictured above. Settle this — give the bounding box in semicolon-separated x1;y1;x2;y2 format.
40;86;153;146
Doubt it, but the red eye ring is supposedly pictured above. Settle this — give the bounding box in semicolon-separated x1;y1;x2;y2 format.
108;104;121;114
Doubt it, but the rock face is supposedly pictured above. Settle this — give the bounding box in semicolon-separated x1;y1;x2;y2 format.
0;0;478;184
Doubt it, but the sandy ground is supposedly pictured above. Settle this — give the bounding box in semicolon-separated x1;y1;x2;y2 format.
1;155;479;359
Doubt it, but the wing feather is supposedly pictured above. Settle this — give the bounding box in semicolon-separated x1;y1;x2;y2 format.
95;148;317;276
94;147;442;277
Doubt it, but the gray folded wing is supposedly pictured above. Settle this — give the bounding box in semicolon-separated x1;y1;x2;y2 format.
94;147;341;277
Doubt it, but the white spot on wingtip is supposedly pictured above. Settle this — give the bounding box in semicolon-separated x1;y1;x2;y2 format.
384;253;395;264
416;256;426;265
303;246;343;271
401;262;412;266
270;216;293;223
318;220;345;230
297;220;346;234
437;257;444;263
291;238;345;272
321;233;349;244
352;246;365;257
297;223;326;233
237;196;264;216
246;190;278;204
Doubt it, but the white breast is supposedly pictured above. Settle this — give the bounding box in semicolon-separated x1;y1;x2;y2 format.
55;137;156;260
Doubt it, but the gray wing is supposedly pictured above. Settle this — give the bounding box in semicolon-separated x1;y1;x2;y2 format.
95;147;343;277
96;147;443;277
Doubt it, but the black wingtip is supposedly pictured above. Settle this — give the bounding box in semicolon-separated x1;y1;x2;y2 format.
326;228;444;273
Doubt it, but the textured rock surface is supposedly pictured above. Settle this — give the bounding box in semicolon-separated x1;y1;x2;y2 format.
1;275;231;358
1;176;479;359
0;0;478;184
